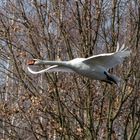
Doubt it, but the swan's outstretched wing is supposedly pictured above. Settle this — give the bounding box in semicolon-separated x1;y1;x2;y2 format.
27;65;75;74
83;44;131;69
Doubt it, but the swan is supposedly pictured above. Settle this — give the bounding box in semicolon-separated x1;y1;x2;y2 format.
27;43;131;85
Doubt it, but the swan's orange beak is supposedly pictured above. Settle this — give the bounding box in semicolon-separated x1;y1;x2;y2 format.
27;59;36;65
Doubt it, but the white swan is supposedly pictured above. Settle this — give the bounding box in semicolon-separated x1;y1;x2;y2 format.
27;43;131;85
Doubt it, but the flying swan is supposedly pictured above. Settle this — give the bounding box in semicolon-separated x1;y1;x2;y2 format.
27;43;131;85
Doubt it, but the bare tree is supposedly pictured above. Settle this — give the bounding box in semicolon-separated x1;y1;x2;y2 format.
0;0;139;139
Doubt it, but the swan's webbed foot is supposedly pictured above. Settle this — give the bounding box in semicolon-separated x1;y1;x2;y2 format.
103;71;117;85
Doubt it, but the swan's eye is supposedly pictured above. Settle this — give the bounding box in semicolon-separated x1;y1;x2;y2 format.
27;60;36;65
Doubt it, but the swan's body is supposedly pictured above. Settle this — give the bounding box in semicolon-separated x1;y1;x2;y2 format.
27;43;131;85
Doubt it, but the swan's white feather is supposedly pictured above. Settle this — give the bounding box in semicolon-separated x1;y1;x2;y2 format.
82;44;131;69
27;65;74;74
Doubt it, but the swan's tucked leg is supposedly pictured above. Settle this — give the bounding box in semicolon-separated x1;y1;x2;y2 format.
101;80;113;85
104;71;118;85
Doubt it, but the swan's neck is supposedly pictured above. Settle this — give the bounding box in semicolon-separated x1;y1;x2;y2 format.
35;60;68;66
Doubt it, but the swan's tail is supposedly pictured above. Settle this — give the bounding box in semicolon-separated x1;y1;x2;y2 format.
109;74;121;86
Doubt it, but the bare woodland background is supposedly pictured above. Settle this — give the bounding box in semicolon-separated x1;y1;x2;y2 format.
0;0;140;140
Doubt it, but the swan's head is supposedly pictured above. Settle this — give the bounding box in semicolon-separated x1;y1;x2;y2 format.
27;59;40;65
